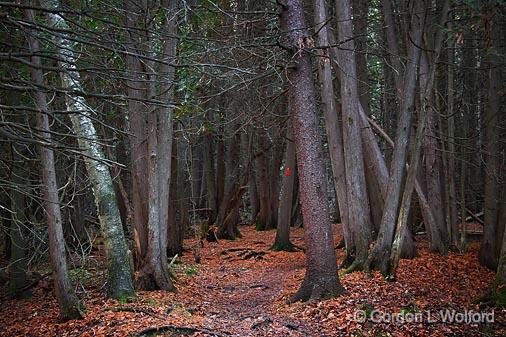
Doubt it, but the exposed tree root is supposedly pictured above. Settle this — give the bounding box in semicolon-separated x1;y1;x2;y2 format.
136;325;227;337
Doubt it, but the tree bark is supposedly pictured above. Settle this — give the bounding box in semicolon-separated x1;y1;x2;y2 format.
335;0;373;271
24;6;82;317
280;0;345;302
272;122;296;251
313;0;351;255
367;0;424;275
42;0;134;299
479;7;500;270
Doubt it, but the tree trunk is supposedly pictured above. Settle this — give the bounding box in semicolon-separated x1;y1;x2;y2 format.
446;20;459;247
353;0;371;116
280;0;345;302
254;132;272;230
272;122;296;251
42;0;134;299
335;0;373;271
8;163;28;298
138;0;178;290
24;6;82;317
367;0;424;276
216;121;241;239
479;7;500;270
313;0;351;255
124;0;149;262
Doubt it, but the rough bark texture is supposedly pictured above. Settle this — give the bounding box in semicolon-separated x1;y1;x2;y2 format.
25;6;82;317
138;0;177;291
280;0;345;302
368;0;424;275
124;0;149;262
335;0;373;271
43;0;134;298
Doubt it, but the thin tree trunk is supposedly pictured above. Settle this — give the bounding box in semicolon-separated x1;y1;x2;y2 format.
24;6;82;317
479;7;500;270
446;20;459;247
272;122;296;251
8;164;28;298
280;0;345;302
42;0;134;299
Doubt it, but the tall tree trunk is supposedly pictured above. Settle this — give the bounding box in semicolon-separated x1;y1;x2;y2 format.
420;51;449;252
124;0;149;263
313;0;351;256
353;0;371;116
272;122;296;251
446;19;459;247
24;6;82;317
42;0;134;299
335;0;373;271
479;7;500;270
390;0;451;276
367;0;424;275
280;0;345;302
138;0;178;290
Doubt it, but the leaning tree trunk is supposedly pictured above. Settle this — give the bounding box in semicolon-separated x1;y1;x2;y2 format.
280;0;345;302
25;6;82;318
42;0;134;299
335;0;373;272
272;122;296;251
367;0;425;276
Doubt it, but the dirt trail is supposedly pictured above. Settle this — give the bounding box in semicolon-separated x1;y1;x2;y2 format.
175;226;323;336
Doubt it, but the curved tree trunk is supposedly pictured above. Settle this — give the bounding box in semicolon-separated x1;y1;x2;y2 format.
280;0;345;302
42;0;134;298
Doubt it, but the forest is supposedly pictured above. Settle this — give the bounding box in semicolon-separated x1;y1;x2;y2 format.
0;0;504;336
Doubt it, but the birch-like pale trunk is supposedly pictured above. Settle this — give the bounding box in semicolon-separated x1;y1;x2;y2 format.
42;0;134;299
24;6;82;318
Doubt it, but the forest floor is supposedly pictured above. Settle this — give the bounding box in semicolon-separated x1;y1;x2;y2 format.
0;224;504;337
